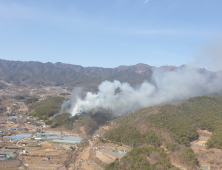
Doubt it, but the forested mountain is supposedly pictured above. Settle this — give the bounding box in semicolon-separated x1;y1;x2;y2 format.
0;59;219;88
104;96;222;170
0;59;153;87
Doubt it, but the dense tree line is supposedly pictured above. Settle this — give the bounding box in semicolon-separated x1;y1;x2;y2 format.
105;147;179;170
24;97;38;105
106;96;222;149
49;111;113;135
14;95;25;100
206;129;222;149
105;96;222;169
104;125;160;148
29;97;64;119
148;96;222;149
50;113;75;129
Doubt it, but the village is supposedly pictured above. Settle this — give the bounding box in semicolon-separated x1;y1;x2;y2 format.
0;80;71;99
0;82;131;170
0;114;131;170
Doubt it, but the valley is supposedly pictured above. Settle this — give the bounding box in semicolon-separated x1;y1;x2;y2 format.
0;60;222;170
1;0;221;169
1;91;222;170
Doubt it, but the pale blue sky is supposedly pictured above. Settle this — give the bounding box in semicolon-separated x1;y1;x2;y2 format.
0;0;221;68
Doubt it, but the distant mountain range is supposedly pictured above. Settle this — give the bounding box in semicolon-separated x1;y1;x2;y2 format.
0;59;220;89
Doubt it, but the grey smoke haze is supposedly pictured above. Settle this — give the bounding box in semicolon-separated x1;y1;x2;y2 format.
58;87;83;115
190;38;222;72
59;66;222;117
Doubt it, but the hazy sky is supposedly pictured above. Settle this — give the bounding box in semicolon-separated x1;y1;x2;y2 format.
0;0;221;68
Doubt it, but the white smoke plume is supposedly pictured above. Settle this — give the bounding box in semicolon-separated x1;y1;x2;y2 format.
59;66;222;117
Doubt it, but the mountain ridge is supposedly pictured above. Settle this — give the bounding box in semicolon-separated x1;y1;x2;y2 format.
0;59;219;88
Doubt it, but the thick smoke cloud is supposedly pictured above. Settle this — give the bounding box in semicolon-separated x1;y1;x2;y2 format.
59;66;222;117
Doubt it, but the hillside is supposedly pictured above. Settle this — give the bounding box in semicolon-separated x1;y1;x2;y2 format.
103;96;222;170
